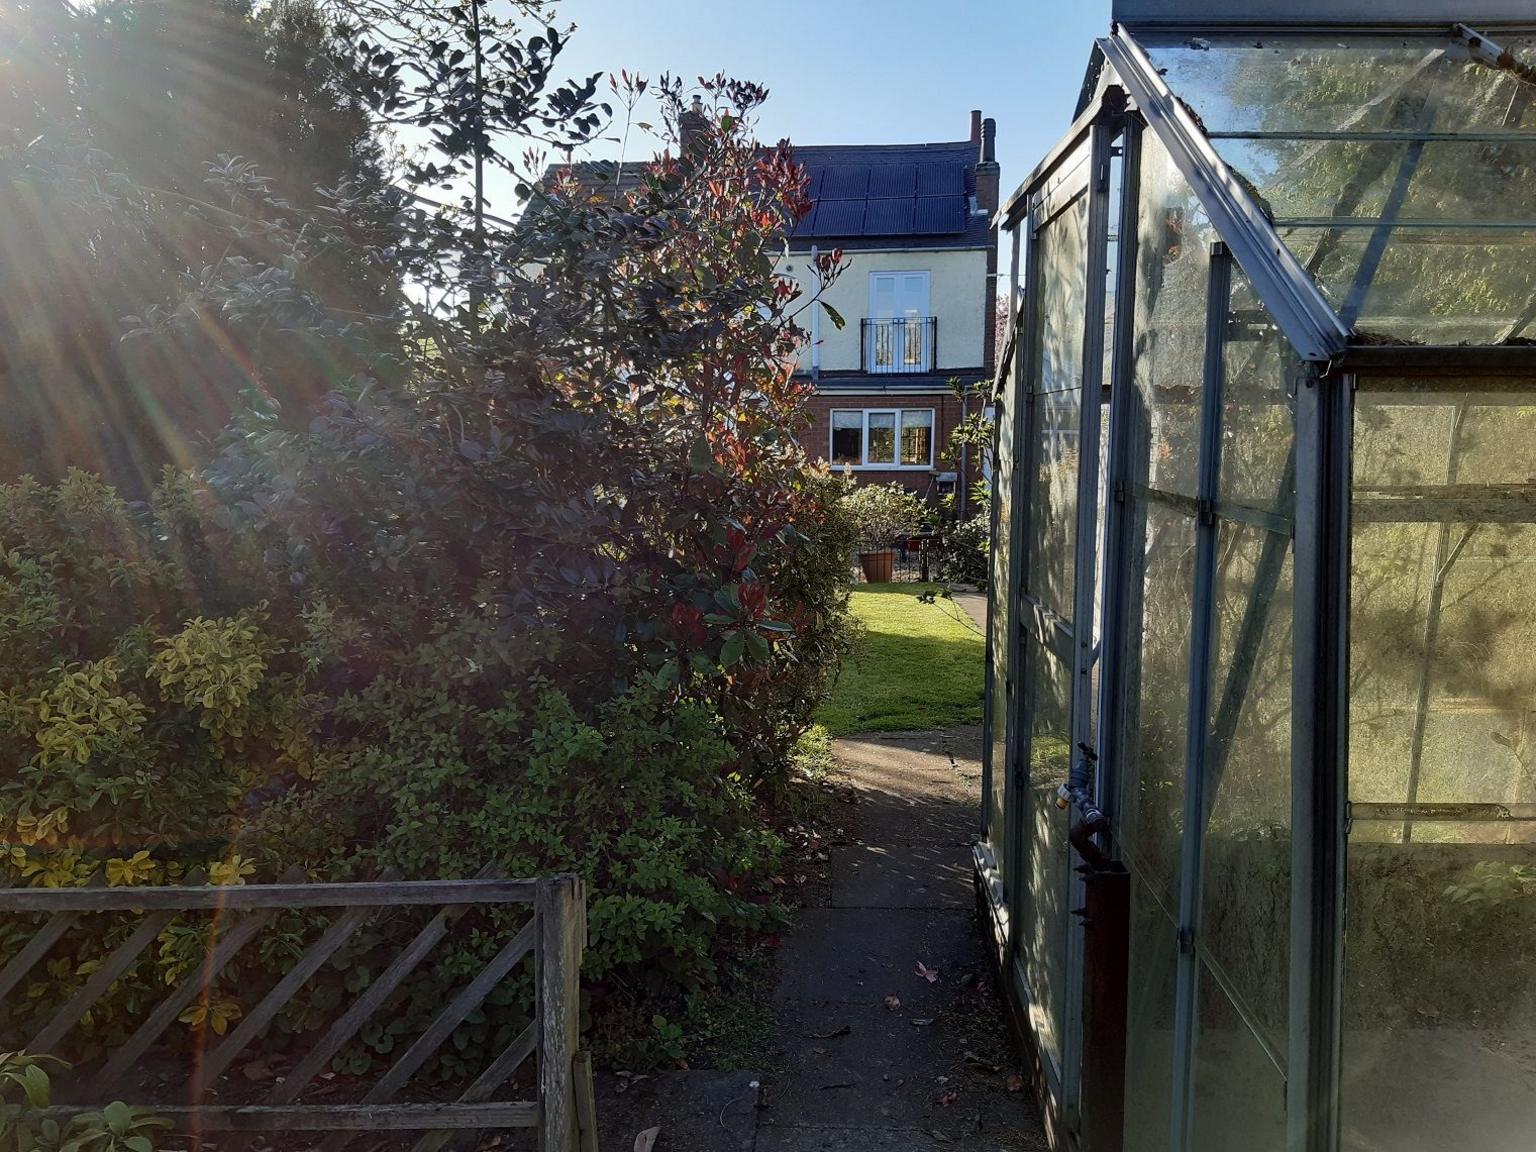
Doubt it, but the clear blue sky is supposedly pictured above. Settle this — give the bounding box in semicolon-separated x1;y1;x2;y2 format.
488;0;1113;228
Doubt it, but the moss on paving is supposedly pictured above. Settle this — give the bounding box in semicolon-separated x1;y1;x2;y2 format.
816;583;985;736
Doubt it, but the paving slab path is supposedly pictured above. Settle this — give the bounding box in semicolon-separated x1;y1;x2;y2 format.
755;726;1048;1151
595;723;1045;1152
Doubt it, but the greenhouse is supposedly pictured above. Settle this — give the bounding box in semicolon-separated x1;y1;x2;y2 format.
978;7;1536;1152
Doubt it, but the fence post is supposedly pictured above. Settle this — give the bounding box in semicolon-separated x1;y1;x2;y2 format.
537;874;583;1152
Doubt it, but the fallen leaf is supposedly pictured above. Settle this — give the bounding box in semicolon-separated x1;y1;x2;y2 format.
910;1017;935;1027
1007;1073;1025;1093
634;1126;660;1152
812;1047;827;1056
882;995;901;1011
939;1090;960;1107
806;1023;851;1040
965;1051;1000;1073
915;961;939;983
241;1055;279;1082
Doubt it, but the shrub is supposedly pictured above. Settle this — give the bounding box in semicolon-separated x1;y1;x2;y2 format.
841;483;927;553
0;74;854;1072
937;507;991;587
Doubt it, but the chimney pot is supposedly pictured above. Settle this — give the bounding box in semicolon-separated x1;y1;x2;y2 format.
969;109;982;144
679;94;708;158
981;117;997;164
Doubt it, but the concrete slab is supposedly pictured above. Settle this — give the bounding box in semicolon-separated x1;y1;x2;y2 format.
759;1002;1035;1132
774;908;979;1010
856;793;976;848
948;589;988;633
828;842;971;910
754;1124;1035;1151
593;1069;759;1152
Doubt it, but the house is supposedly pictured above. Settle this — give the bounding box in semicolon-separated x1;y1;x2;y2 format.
528;108;1000;516
781;113;1000;513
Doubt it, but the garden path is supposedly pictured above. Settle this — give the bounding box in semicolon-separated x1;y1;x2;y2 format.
595;726;1047;1151
754;725;1047;1151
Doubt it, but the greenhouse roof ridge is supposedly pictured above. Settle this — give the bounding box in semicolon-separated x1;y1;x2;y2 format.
1113;1;1536;27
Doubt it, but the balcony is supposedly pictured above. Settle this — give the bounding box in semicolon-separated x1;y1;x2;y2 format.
861;317;936;375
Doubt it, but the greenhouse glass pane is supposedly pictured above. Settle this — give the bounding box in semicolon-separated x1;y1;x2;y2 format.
1123;873;1178;1152
1116;503;1195;908
1190;963;1286;1152
1140;30;1536;343
1038;194;1090;397
1200;520;1293;1053
1131;132;1214;500
1345;382;1536;1152
1282;225;1536;343
1029;385;1081;621
1026;192;1089;623
988;386;1019;857
1142;33;1536;135
1214;139;1536;226
1020;633;1073;1074
1219;271;1296;518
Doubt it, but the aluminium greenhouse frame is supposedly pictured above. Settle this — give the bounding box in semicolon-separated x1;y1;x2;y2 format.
978;15;1536;1152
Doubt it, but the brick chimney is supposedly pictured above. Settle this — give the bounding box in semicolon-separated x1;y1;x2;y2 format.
975;115;999;216
975;113;1001;375
679;94;708;160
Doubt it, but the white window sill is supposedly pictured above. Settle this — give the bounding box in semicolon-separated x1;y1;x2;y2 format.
833;463;936;471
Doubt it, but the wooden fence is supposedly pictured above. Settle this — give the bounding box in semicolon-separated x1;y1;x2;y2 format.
0;872;596;1151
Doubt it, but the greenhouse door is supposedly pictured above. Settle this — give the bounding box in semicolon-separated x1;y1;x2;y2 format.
998;119;1119;1129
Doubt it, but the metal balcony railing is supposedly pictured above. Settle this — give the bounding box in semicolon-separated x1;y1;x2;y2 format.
861;317;936;374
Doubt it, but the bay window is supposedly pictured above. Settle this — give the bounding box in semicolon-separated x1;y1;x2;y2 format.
828;408;935;468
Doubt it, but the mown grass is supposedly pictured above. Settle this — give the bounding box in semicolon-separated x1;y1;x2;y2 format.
815;582;985;736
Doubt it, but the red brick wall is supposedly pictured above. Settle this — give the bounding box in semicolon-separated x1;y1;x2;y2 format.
801;391;979;506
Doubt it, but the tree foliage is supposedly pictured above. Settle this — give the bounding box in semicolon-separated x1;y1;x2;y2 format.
0;22;854;1067
0;0;399;495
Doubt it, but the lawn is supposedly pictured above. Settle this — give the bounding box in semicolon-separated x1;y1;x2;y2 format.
816;583;986;735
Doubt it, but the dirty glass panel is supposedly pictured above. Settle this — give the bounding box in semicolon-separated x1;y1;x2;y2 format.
1018;633;1073;1075
1141;33;1536;135
1200;521;1293;1053
1115;503;1195;908
1141;31;1536;343
1038;193;1089;397
987;385;1019;858
1215;139;1536;225
1123;873;1179;1152
1026;192;1089;620
1131;132;1214;500
1282;226;1536;344
1345;384;1536;1152
1190;963;1286;1152
1219;272;1297;518
1029;385;1082;621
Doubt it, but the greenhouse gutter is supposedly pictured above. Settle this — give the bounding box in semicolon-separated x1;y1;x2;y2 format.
1098;29;1351;363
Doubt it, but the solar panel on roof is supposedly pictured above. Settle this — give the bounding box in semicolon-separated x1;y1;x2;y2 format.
820;166;870;199
792;204;818;236
863;199;915;236
914;197;966;235
802;167;823;198
811;199;866;237
867;164;916;198
916;164;965;196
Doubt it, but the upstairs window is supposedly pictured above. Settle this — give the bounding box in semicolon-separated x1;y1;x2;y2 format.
829;408;935;468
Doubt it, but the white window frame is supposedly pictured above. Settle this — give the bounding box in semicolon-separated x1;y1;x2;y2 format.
828;407;936;470
867;271;933;374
